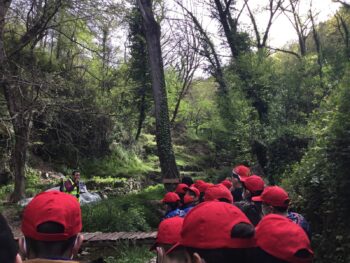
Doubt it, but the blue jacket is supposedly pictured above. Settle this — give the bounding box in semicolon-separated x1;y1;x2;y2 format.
287;212;311;238
182;205;195;215
163;209;185;220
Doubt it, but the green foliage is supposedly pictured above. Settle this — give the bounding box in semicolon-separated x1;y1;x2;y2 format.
82;198;151;232
103;245;154;263
0;184;14;201
81;144;153;178
82;184;165;232
283;68;350;262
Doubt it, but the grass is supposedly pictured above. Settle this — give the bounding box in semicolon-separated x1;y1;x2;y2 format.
81;144;154;179
102;244;154;263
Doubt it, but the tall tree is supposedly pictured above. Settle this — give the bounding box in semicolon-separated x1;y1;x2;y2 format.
127;3;152;141
282;0;312;56
334;0;350;8
0;0;64;202
335;10;350;59
177;1;228;95
137;0;179;187
309;8;325;91
245;0;284;49
210;0;249;58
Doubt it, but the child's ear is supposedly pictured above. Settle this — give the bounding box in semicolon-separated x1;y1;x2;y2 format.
71;234;84;258
15;254;23;263
192;252;204;263
156;247;165;263
18;237;26;258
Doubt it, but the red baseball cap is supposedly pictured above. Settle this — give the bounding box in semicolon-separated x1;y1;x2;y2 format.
241;175;265;193
232;165;250;179
221;179;233;189
252;186;290;208
175;183;188;195
151;217;183;251
21;191;82;241
162;192;180;203
204;184;234;203
256;214;313;263
167;202;256;254
185;186;200;197
197;182;213;193
194;180;206;189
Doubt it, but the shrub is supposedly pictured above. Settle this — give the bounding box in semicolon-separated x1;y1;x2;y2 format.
283;70;350;263
103;245;154;263
82;184;165;232
81;144;153;178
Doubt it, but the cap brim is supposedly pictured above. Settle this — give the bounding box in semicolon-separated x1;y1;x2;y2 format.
240;177;248;182
252;196;262;202
166;242;183;255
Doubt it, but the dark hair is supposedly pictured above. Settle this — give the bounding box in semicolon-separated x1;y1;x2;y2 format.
72;170;80;176
235;201;262;226
181;176;193;187
26;222;76;258
241;183;263;200
248;248;288;263
199;192;205;203
165;201;180;211
218;197;232;204
251;190;263;197
0;214;18;263
167;223;254;263
248;246;313;263
231;173;240;181
272;205;288;213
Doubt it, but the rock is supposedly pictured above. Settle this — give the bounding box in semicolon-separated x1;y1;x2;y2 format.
18;197;33;207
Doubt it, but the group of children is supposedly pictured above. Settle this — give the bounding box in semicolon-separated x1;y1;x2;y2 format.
153;165;313;263
0;164;313;263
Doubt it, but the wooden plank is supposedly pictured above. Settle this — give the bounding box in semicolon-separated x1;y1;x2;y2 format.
162;178;180;184
16;231;158;247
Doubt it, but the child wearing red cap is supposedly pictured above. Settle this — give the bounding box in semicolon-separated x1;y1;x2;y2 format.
197;182;213;203
162;192;185;220
231;165;251;202
166;202;256;263
221;179;233;191
234;175;265;226
151;217;184;263
181;176;194;187
204;184;234;204
182;186;200;215
241;175;265;201
252;214;313;263
175;183;188;207
19;191;83;262
252;186;311;238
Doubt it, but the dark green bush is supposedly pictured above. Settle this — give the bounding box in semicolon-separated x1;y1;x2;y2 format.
82;184;165;232
283;70;350;263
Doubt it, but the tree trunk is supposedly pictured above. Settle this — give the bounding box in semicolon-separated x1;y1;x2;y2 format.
213;0;239;58
137;0;179;189
310;10;324;90
1;0;61;202
135;90;146;141
10;126;29;202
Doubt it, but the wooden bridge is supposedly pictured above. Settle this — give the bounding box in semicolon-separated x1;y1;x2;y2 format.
81;231;157;247
14;231;158;247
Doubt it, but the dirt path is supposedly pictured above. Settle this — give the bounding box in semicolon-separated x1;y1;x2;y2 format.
2;204;22;237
